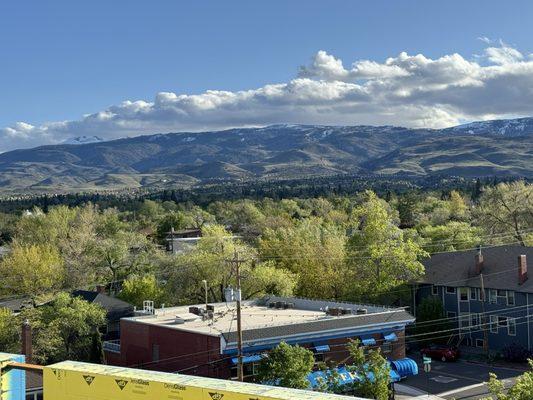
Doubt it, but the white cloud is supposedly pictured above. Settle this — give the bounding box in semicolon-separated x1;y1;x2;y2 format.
2;42;533;152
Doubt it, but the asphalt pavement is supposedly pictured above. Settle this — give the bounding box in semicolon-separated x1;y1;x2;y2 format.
396;354;524;400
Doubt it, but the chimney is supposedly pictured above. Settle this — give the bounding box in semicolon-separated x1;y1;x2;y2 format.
518;255;528;285
96;285;106;294
21;319;32;363
475;246;484;275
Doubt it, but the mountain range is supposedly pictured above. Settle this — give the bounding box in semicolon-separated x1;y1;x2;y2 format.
0;117;532;194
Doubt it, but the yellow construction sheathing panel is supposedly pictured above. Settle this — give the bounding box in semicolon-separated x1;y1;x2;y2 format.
44;361;361;400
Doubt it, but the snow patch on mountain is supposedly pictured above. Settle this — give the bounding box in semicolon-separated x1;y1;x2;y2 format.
63;136;104;145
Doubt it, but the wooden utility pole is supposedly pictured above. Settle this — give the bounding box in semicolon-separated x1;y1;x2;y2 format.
480;273;489;359
228;250;246;382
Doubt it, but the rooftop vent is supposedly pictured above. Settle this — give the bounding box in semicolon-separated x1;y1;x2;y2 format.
356;308;368;315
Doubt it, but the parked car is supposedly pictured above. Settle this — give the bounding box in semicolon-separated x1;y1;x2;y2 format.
420;344;460;362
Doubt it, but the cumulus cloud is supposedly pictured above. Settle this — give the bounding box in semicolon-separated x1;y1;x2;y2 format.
2;42;533;152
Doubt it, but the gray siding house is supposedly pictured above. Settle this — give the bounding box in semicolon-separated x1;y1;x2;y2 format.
414;245;533;352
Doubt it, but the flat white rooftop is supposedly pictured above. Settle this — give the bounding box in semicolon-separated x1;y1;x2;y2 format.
123;297;409;339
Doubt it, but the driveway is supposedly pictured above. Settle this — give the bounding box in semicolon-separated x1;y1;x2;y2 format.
396;354;524;400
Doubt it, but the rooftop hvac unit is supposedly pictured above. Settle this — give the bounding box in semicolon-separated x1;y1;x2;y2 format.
341;308;352;315
268;302;276;308
327;307;342;316
287;302;295;309
189;306;200;315
356;308;368;315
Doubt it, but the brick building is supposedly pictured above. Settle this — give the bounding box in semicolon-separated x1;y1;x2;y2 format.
104;296;415;381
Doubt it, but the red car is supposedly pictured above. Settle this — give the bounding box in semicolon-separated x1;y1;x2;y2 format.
420;345;460;362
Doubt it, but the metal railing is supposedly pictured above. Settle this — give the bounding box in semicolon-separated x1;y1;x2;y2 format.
103;339;121;353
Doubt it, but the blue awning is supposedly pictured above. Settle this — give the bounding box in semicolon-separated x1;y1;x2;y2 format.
390;358;418;378
383;332;398;342
231;354;263;365
314;345;330;352
360;336;376;346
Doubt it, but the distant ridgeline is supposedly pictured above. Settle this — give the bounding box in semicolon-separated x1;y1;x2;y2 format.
0;174;525;214
0;120;532;195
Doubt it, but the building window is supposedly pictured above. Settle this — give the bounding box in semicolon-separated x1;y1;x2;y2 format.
471;313;479;328
243;363;260;377
476;339;485;348
507;291;515;306
498;316;508;327
431;285;438;296
459;314;470;330
446;286;456;294
447;311;456;318
459;287;469;302
508;318;516;336
470;288;477;301
381;342;392;355
497;290;507;298
489;290;497;304
490;315;498;333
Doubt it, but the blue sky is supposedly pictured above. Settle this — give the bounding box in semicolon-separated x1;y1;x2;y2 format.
2;0;533;151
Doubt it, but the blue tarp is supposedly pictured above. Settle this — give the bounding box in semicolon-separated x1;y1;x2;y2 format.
307;365;402;389
383;332;398;342
360;336;377;346
230;354;263;365
390;358;418;378
314;345;331;352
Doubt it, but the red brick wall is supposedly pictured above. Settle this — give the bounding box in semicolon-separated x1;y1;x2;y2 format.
106;319;230;378
105;323;407;378
321;330;406;364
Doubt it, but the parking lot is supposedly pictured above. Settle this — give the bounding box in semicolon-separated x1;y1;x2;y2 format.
397;354;524;399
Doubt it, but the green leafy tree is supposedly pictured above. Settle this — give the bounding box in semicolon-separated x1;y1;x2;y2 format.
0;308;19;353
165;224;256;304
477;181;533;246
156;211;188;240
347;339;391;400
0;243;64;297
118;274;165;308
482;360;533;400
21;293;106;364
259;218;347;299
257;342;314;389
241;262;297;299
88;328;105;364
346;191;427;300
420;221;482;252
413;297;451;342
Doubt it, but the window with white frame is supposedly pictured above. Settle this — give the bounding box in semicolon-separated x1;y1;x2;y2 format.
470;313;480;328
459;287;469;301
446;286;456;294
476;338;484;348
508;318;516;336
431;285;438;296
470;287;477;301
507;291;515;306
498;316;508;327
490;315;498;333
459;313;470;330
489;289;497;304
